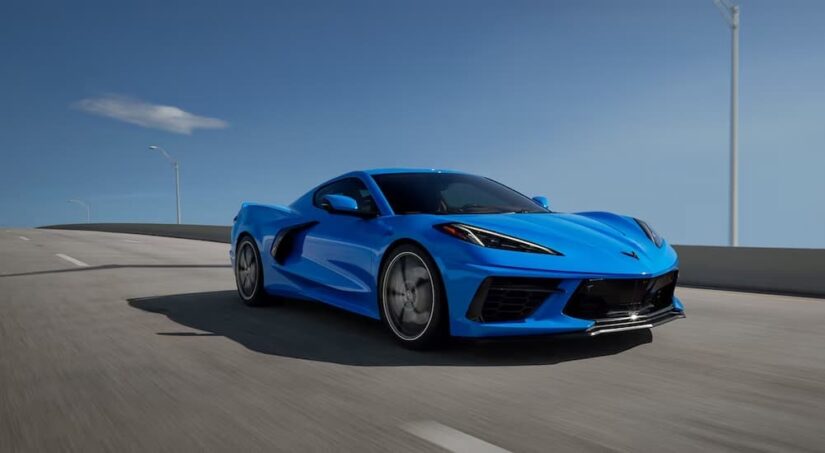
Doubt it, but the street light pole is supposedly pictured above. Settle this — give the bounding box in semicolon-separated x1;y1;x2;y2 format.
68;199;91;223
713;0;740;247
148;145;181;224
174;160;181;225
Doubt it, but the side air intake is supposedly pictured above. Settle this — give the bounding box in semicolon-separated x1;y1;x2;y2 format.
466;277;562;323
270;221;318;264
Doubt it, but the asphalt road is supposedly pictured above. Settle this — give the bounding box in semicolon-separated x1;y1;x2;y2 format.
1;229;824;452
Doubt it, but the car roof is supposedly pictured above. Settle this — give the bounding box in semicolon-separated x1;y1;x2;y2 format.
363;168;467;176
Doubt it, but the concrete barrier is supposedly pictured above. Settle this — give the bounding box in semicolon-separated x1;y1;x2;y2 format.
40;223;825;298
673;245;825;298
40;223;230;244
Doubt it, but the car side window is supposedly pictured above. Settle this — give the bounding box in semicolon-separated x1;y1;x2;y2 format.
313;178;378;215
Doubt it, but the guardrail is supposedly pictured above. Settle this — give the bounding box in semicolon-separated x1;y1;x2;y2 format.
40;223;825;298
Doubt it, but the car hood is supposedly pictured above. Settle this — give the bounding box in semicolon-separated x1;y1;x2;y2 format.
435;211;677;274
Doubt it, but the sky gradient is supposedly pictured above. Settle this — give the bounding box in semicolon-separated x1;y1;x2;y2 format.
1;0;823;247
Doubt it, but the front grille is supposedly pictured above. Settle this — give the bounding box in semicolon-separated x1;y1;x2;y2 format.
467;277;561;323
564;271;678;320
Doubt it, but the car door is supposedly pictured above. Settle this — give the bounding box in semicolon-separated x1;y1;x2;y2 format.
295;177;390;317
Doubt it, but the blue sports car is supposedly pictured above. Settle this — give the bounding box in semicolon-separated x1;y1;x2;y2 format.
231;169;685;349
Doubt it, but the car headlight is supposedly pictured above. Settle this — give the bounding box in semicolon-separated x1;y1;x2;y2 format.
635;218;664;247
435;223;563;255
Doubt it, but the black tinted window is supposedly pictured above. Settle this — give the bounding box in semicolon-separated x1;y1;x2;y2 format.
313;178;377;214
372;173;546;215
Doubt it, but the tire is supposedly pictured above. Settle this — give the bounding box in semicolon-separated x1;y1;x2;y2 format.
235;236;269;306
379;244;447;349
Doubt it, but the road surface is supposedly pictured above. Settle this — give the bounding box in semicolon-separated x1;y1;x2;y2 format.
1;229;824;452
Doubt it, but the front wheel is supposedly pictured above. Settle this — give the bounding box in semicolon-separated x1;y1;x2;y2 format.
235;236;268;306
379;244;447;349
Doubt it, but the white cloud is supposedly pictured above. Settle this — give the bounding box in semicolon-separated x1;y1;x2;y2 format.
74;94;228;135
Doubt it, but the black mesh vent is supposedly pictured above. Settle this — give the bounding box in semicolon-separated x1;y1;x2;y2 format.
564;271;678;320
467;277;561;323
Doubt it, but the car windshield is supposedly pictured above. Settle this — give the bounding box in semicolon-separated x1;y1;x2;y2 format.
372;172;548;215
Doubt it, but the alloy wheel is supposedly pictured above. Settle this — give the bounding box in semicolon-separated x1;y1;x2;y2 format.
382;252;435;341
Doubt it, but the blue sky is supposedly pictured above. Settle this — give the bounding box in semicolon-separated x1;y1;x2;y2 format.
1;0;823;248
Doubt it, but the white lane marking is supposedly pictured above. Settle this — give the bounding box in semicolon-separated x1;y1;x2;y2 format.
402;421;511;453
56;253;90;267
19;236;30;241
123;239;141;243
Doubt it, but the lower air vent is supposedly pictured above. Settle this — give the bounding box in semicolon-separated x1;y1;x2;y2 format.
467;277;562;323
564;271;678;321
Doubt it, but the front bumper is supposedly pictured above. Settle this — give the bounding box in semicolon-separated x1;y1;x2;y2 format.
437;259;685;338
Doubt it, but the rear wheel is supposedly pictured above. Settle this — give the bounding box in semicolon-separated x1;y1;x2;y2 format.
235;236;268;306
379;244;447;349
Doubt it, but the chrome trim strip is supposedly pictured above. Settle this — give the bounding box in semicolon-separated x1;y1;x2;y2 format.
589;324;654;336
586;310;685;336
591;305;675;324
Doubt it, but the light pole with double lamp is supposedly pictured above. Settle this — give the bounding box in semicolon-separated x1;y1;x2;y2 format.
67;199;91;223
148;145;181;224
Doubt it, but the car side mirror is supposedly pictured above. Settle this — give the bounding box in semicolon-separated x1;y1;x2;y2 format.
321;194;370;217
532;196;550;210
